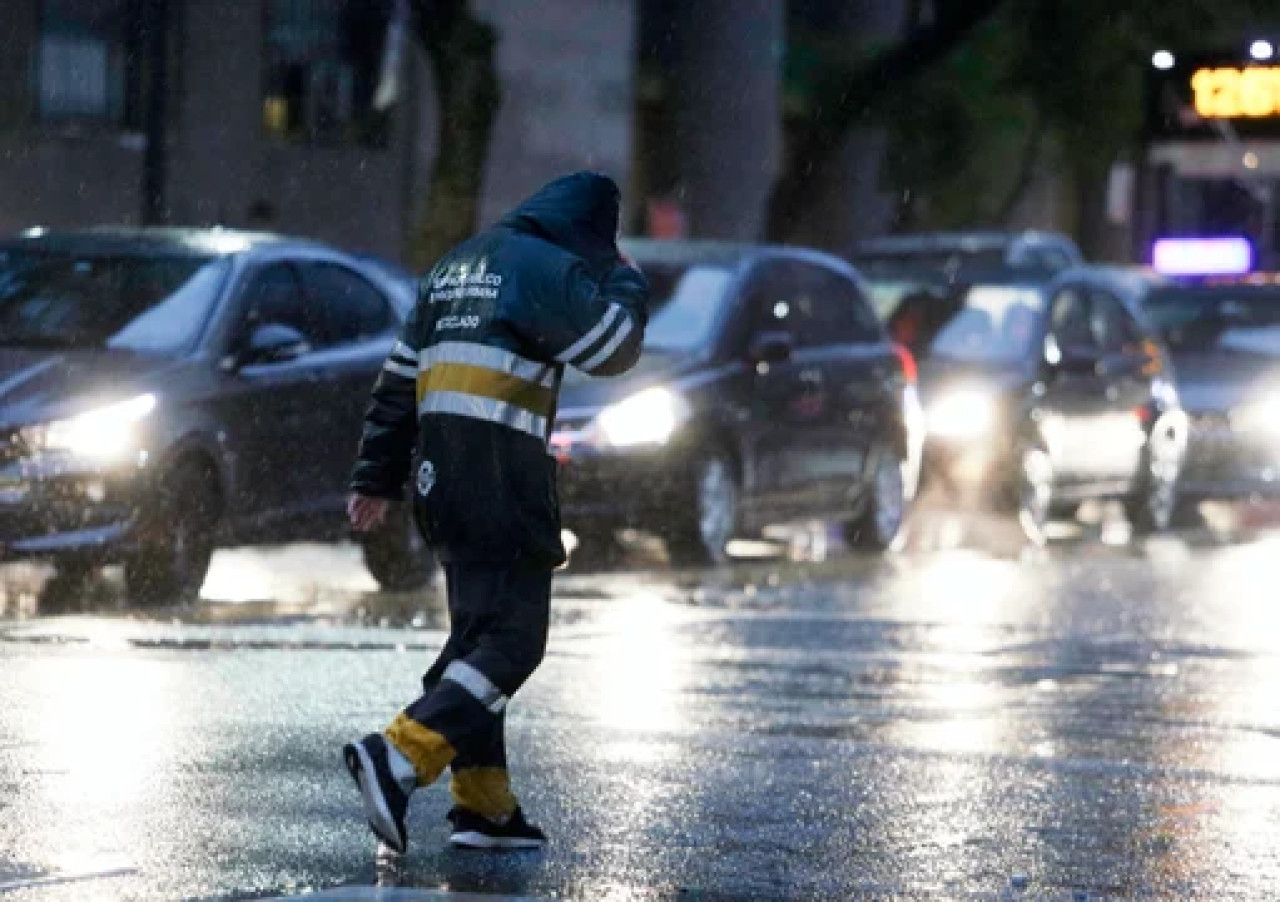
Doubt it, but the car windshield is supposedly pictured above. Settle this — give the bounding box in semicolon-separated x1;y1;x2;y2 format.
1143;286;1280;355
640;263;733;353
0;250;229;353
922;284;1045;363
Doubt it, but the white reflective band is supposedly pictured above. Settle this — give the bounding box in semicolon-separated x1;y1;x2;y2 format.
421;341;555;387
392;341;419;363
419;391;548;441
383;360;417;379
443;660;508;714
557;304;620;365
581;314;635;373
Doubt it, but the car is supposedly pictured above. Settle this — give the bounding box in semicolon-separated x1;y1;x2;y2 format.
1138;277;1280;510
885;265;1188;543
550;239;924;566
854;230;1084;276
0;226;431;604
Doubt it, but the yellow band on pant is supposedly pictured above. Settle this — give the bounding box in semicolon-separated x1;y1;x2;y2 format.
385;712;456;787
450;767;518;822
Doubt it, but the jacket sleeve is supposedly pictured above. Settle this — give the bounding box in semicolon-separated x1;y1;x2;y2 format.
349;297;425;498
514;259;650;378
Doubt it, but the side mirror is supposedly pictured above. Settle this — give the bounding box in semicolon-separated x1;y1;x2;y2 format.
238;323;310;367
749;331;795;364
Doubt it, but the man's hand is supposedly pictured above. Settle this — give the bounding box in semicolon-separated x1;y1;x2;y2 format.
348;494;391;533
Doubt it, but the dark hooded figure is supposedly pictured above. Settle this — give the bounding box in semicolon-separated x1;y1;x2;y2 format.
343;172;648;854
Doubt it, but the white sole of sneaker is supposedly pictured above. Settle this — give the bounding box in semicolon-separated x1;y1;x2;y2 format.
345;743;406;855
448;831;545;850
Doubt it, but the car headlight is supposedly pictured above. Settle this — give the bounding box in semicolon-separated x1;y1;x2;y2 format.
25;394;157;463
595;387;689;447
927;387;998;440
1232;395;1280;438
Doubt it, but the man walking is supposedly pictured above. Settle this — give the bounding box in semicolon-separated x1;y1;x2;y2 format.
344;172;648;853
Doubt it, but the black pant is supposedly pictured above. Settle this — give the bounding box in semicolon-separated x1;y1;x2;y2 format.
386;561;551;818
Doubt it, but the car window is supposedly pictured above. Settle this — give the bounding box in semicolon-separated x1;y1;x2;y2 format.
0;251;227;353
748;261;876;349
1089;289;1142;354
1028;246;1074;272
1049;286;1094;349
802;266;884;345
300;261;396;345
746;261;804;340
927;284;1045;363
240;262;325;349
641;264;733;353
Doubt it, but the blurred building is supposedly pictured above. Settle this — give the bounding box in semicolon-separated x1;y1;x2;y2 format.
0;0;637;262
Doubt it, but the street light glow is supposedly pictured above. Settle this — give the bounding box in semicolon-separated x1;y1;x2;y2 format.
1251;39;1275;61
1152;50;1175;70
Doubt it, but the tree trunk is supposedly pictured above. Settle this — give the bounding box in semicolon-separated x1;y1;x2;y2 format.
1071;152;1114;261
764;0;1003;245
409;0;501;271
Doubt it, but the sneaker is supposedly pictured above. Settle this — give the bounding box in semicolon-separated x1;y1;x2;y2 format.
447;805;547;850
344;733;414;854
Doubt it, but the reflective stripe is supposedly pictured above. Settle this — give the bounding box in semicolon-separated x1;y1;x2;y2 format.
417;362;556;418
443;660;508;714
383;360;417;379
392;341;419;363
419;391;548;441
581;314;635;373
557;304;620;365
420;342;554;387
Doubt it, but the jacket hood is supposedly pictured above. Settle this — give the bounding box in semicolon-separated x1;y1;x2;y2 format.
499;172;621;272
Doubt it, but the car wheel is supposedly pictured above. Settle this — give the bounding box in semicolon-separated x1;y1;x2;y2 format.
125;461;219;607
1125;415;1184;536
568;525;626;572
360;500;436;592
664;451;738;568
1016;441;1054;547
844;446;907;552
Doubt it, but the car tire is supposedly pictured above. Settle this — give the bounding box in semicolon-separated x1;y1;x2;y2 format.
664;451;738;568
1015;440;1054;547
844;446;907;552
360;500;436;592
568;526;626;572
125;460;220;607
1125;415;1184;536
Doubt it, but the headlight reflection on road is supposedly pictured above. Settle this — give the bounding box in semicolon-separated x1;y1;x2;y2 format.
30;650;175;877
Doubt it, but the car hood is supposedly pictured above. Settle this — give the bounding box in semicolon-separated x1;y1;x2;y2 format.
1171;350;1280;414
558;349;704;412
917;357;1031;402
0;346;182;429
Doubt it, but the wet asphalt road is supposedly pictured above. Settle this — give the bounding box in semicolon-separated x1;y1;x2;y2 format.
2;510;1280;901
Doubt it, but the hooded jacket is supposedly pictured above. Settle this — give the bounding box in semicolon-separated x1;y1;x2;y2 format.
350;172;649;566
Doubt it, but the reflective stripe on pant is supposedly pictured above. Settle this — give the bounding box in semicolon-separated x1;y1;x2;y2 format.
383;562;551;821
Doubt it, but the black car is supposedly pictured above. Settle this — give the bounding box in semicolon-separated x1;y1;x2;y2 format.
855;230;1084;276
886;266;1188;542
0;227;429;603
551;240;924;566
1139;279;1280;507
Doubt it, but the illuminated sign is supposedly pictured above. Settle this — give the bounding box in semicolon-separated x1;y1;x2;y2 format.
1152;237;1253;276
1191;66;1280;119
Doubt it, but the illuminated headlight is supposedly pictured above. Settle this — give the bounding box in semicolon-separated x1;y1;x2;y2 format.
927;387;997;439
1232;395;1280;438
24;394;157;463
595;387;689;447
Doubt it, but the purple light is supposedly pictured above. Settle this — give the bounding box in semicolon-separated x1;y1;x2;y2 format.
1152;237;1253;276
